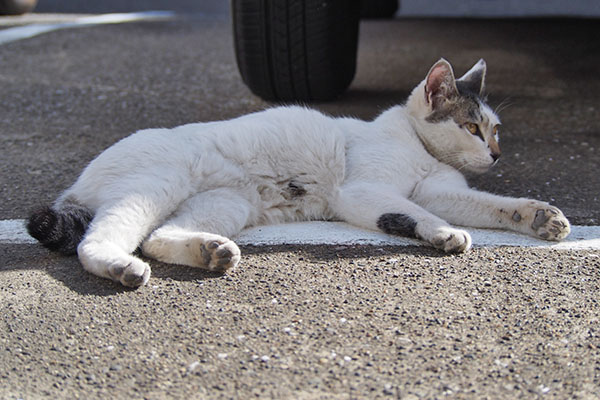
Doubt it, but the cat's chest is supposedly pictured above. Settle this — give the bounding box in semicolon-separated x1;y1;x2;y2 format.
345;137;435;195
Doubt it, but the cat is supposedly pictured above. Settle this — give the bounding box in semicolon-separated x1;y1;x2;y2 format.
27;58;571;288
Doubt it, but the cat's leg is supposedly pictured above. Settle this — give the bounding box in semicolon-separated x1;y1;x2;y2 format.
333;181;472;252
141;188;251;272
412;170;571;241
77;200;161;287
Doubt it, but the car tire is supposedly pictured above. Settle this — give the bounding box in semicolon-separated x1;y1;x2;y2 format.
232;0;360;102
0;0;37;15
360;0;398;19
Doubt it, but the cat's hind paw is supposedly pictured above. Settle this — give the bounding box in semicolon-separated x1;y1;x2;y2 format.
108;259;151;288
429;227;472;253
197;236;241;272
530;206;571;241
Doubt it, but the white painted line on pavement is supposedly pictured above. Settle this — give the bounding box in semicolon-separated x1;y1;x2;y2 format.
0;11;175;45
235;221;600;250
2;219;599;250
0;219;35;244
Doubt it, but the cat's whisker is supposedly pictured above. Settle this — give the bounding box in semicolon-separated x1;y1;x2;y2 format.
495;97;514;114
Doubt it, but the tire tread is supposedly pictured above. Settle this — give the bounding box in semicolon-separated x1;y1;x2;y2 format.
232;0;359;101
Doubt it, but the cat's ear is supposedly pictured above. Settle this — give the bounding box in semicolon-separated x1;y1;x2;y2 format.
457;59;487;97
424;58;458;108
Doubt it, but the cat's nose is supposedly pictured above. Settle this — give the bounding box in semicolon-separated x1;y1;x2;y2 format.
488;139;501;163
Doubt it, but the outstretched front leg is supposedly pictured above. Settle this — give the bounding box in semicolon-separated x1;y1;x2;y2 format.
333;182;472;253
411;169;571;241
141;188;251;272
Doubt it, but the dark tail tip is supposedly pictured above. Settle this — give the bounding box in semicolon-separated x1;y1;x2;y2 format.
27;205;92;255
27;207;59;244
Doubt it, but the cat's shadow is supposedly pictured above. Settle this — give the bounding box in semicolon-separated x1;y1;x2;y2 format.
2;245;128;296
240;243;446;260
2;245;225;296
4;242;445;295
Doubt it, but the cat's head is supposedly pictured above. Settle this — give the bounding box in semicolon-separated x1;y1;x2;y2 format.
406;58;501;174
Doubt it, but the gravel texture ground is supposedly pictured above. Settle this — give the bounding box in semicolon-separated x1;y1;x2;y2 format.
2;245;599;399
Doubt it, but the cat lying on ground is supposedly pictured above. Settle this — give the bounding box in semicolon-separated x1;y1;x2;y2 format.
27;59;570;287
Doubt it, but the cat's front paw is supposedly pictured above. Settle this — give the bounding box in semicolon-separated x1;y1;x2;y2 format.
428;227;472;253
197;237;241;272
529;205;570;241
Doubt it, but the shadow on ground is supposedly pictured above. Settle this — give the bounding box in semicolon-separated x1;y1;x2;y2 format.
1;242;446;295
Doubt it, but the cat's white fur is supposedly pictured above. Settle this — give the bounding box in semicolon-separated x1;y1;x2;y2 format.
38;59;570;287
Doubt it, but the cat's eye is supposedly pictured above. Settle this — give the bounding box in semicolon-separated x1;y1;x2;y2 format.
465;123;478;135
493;125;499;135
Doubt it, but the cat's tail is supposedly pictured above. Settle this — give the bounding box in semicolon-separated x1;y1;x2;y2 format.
26;200;93;255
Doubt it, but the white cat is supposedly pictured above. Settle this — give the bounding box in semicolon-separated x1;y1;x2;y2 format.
27;59;570;287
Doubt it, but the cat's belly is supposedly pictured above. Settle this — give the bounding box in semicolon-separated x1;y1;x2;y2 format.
252;176;337;225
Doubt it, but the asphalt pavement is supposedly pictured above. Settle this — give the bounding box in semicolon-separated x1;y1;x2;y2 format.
1;1;599;399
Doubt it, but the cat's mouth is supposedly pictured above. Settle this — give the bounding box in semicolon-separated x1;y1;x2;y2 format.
465;161;495;174
456;156;497;174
